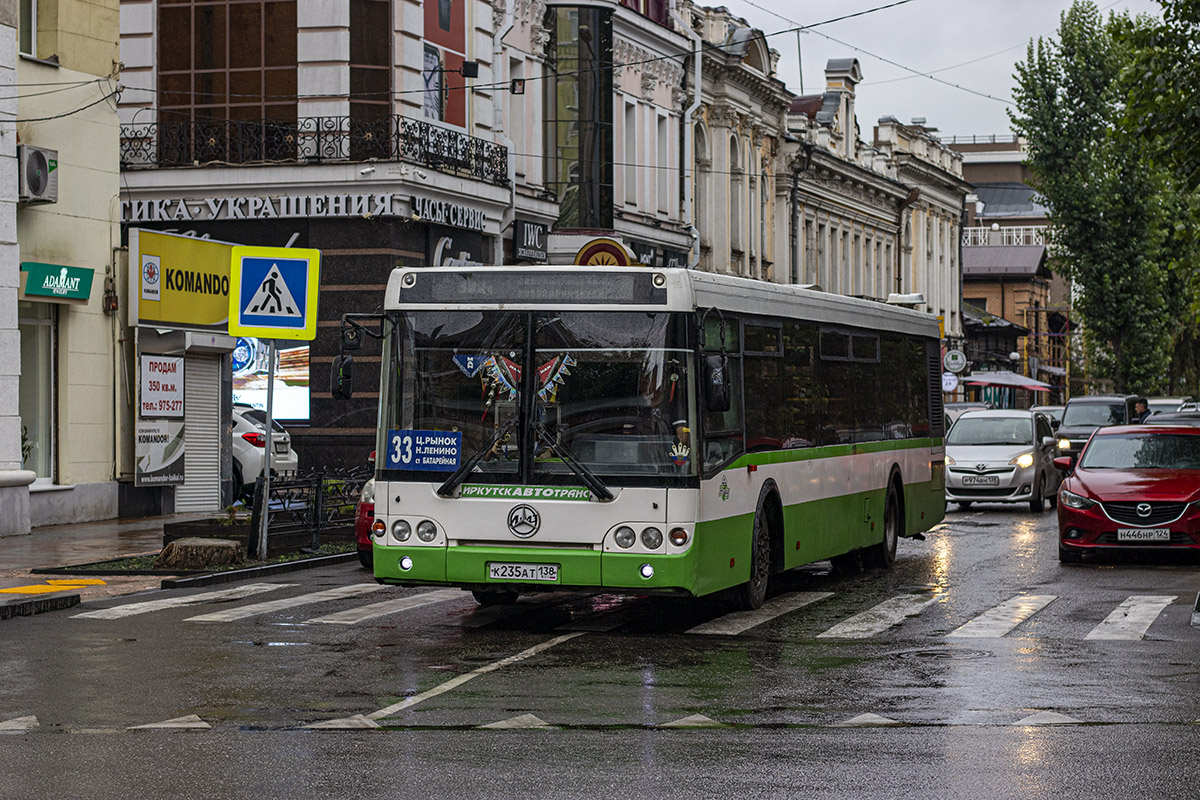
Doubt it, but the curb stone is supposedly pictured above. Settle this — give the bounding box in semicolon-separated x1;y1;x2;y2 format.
0;591;81;620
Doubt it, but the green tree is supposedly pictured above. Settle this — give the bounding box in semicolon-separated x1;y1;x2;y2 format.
1125;1;1200;190
1011;2;1172;394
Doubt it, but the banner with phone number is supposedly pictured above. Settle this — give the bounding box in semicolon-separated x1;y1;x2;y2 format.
385;429;462;471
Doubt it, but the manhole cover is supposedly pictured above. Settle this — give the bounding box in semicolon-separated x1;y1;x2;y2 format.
892;647;992;661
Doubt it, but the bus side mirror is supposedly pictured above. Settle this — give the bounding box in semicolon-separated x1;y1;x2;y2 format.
332;354;354;400
703;354;731;413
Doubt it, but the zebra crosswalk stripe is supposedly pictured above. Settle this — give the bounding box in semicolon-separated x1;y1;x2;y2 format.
947;594;1057;638
816;593;939;639
185;584;386;622
686;591;834;635
304;589;464;624
72;583;295;620
1084;595;1177;641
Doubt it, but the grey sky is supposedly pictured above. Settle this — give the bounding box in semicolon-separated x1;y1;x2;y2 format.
712;0;1165;139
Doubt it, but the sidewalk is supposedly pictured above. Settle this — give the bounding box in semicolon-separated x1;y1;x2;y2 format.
0;514;197;612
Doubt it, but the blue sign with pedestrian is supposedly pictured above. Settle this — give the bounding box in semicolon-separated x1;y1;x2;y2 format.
228;246;321;341
385;429;463;471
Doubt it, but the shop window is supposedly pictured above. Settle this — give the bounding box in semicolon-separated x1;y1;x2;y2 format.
18;301;55;481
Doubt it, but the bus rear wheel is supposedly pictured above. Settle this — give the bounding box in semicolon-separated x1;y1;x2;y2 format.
864;482;900;570
472;588;520;606
732;503;772;611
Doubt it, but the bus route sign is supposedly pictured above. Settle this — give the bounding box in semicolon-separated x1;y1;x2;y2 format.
386;429;463;471
228;246;321;340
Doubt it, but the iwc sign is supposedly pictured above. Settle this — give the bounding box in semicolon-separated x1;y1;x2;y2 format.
507;504;541;538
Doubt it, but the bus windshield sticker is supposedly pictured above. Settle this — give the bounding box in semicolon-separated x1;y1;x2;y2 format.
453;354;486;378
460;485;592;501
537;353;575;402
718;477;730;502
386;429;463;471
670;442;690;467
485;356;522;400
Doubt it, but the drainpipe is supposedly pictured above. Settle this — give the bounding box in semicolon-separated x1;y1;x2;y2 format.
494;0;517;263
790;141;814;284
671;5;702;269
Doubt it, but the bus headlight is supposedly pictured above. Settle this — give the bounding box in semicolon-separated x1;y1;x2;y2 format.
614;526;636;549
639;563;655;579
392;519;411;541
668;528;689;546
416;520;438;542
399;556;413;571
641;527;663;549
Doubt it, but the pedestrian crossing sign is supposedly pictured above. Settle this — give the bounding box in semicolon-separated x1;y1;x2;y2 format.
228;246;321;340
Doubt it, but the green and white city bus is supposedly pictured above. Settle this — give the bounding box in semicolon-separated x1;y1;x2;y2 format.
346;266;945;610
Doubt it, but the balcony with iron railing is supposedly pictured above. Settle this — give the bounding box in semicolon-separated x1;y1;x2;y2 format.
961;226;1047;247
120;114;510;187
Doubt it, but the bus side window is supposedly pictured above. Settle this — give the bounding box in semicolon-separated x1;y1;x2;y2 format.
701;316;744;472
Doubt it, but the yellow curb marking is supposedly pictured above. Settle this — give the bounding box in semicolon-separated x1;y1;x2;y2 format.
0;578;109;594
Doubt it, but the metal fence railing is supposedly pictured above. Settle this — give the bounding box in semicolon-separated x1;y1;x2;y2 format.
247;467;371;558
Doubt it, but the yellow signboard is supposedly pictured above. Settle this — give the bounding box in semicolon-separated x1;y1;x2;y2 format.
129;229;235;332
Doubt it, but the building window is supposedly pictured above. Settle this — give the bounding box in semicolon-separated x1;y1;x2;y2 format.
729;134;741;262
624;102;637;205
19;0;36;57
159;1;298;125
18;301;55;481
760;170;770;265
350;0;392;158
694;122;709;251
545;6;613;229
657;114;669;214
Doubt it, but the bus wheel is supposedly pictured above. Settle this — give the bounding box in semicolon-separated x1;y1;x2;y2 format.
733;502;772;611
472;589;519;606
864;482;900;569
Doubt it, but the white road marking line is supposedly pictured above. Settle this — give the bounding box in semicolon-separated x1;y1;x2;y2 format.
72;583;295;619
476;714;556;730
947;594;1057;638
127;714;211;730
304;589;465;624
0;715;38;733
184;584;386;622
366;632;585;721
1085;595;1177;641
686;591;834;635
816;594;939;639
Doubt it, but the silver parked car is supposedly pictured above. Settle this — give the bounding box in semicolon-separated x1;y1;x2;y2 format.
945;409;1061;512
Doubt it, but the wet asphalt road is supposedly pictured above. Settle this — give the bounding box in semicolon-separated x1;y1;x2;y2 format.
3;503;1199;799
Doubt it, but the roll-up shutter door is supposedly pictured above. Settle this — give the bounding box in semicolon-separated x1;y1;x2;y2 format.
176;354;222;512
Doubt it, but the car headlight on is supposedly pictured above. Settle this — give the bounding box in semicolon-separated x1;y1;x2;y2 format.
1060;489;1096;510
416;520;438;542
944;454;956;466
1057;439;1071;450
1010;452;1034;469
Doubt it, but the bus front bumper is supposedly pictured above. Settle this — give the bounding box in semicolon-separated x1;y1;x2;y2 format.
373;544;701;595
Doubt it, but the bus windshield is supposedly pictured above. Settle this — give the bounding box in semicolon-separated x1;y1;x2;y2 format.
382;310;696;485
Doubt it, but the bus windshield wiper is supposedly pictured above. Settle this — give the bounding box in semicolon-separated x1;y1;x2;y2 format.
534;423;614;501
436;417;518;497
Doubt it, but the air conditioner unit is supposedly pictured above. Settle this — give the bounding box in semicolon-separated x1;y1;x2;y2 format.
18;145;58;204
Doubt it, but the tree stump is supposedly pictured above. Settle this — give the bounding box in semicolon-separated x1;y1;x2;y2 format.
154;537;244;571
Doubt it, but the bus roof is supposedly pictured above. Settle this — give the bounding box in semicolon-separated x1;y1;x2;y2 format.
384;266;940;339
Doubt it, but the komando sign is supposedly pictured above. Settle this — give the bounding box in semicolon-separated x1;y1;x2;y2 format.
129;229;235;332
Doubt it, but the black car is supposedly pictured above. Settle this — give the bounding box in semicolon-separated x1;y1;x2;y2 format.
1055;395;1138;455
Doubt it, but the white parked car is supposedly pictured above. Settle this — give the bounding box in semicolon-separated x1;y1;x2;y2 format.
231;403;299;501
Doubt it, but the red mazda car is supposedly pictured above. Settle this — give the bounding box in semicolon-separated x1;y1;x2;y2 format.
1056;425;1200;562
354;451;376;569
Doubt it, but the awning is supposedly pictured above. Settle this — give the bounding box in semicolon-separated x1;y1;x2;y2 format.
963;370;1052;392
1038;364;1067;377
